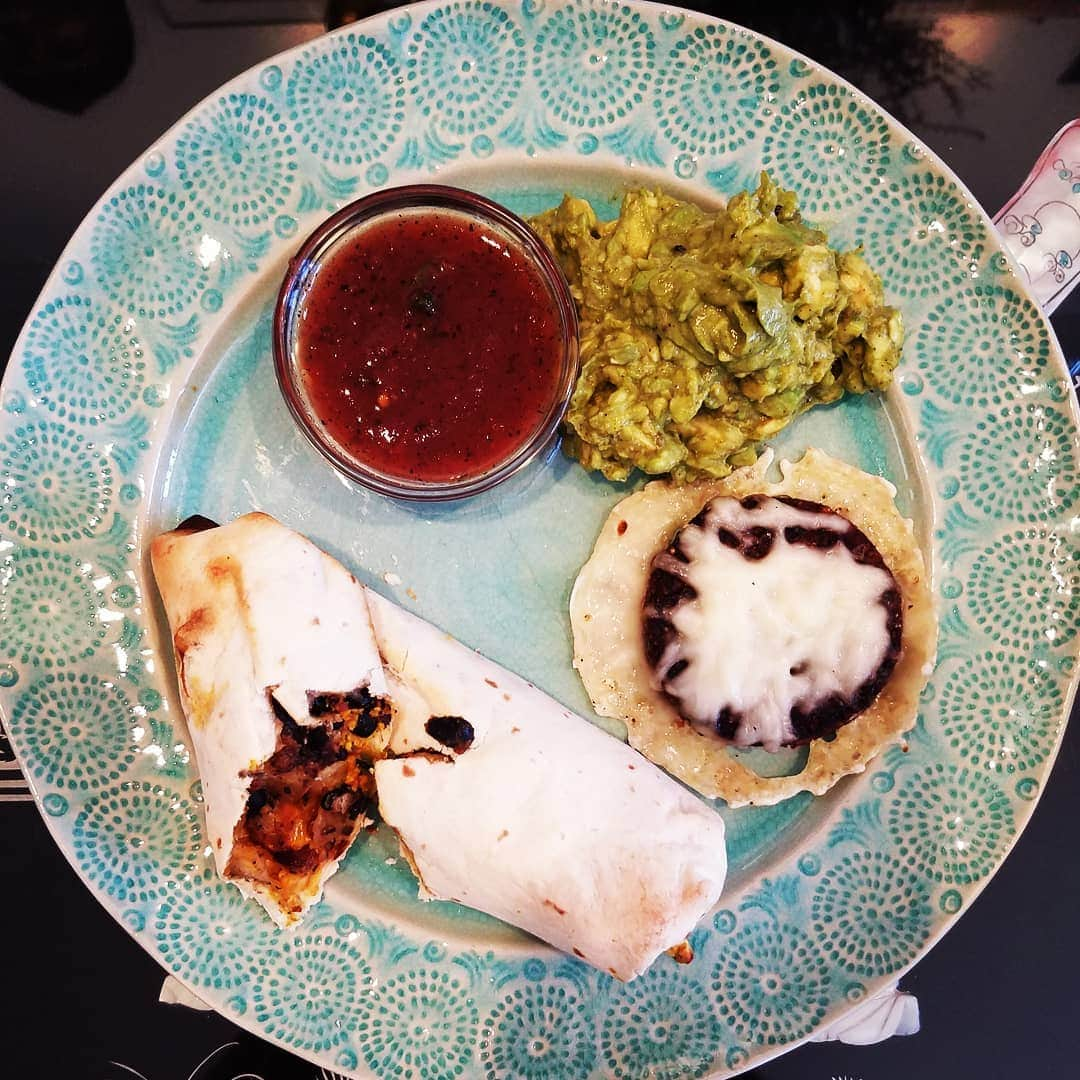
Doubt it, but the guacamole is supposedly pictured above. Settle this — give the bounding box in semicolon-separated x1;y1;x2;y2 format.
528;174;903;482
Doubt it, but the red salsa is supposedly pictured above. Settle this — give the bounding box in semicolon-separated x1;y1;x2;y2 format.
296;209;565;483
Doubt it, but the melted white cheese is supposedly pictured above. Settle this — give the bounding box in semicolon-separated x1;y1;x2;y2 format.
651;497;893;751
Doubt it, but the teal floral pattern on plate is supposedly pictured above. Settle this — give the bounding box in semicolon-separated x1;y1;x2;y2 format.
358;966;480;1078
0;419;113;543
253;932;373;1052
967;527;1080;649
811;852;932;978
886;764;1015;885
71;780;202;904
714;920;832;1046
9;671;141;790
0;547;107;668
480;981;596;1078
915;284;1051;408
408;2;526;138
957;403;1078;520
155;880;275;991
175;93;298;231
600;968;721;1079
532;1;654;132
21;294;146;424
285;33;406;169
761;83;890;217
1;2;1077;1078
939;649;1064;774
90;184;210;320
656;26;780;159
855;167;984;299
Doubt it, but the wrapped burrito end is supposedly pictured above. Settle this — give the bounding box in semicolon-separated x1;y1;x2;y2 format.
367;589;728;981
376;738;727;981
151;513;391;927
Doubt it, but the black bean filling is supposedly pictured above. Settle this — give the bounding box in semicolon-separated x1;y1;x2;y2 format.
227;688;389;889
307;685;390;738
643;496;903;747
424;714;475;754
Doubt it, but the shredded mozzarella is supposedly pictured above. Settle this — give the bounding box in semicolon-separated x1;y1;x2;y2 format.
650;497;894;750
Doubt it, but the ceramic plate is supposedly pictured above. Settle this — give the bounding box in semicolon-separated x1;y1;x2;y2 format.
3;2;1078;1077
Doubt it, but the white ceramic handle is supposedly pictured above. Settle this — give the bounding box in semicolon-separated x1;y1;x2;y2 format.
810;981;920;1046
994;118;1080;315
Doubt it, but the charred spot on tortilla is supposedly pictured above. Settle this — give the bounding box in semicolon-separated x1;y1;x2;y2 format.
391;748;456;767
424;714;475;754
225;688;389;907
206;555;236;580
643;495;904;748
173;606;214;657
176;514;220;533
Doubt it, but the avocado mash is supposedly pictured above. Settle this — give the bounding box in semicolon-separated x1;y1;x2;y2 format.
529;174;903;482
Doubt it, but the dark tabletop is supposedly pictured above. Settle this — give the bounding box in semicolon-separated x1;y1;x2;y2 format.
2;2;1079;1078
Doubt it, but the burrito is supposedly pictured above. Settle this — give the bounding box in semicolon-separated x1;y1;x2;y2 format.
366;589;728;981
150;513;391;926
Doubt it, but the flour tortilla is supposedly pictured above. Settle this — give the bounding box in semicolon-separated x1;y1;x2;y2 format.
150;512;386;926
367;589;728;981
569;448;938;807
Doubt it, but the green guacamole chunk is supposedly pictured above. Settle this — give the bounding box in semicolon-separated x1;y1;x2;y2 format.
528;173;903;482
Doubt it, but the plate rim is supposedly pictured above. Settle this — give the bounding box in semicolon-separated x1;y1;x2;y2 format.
3;1;1078;1077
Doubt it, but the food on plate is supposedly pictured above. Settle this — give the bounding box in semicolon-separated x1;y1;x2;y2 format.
365;587;728;981
529;173;903;482
150;513;391;926
278;188;577;494
644;495;902;749
152;513;728;976
569;448;937;807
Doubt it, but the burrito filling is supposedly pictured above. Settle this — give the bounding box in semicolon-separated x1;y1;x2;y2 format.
225;686;391;909
643;495;902;751
423;714;475;754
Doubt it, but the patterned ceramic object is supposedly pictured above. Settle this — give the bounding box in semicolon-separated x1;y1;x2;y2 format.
995;118;1080;314
1;3;1077;1077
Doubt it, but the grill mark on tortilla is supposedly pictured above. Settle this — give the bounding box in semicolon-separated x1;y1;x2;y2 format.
172;607;215;729
199;548;260;662
173;606;213;657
